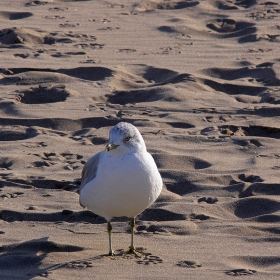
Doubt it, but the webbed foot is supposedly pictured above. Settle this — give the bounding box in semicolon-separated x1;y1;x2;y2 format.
128;246;142;257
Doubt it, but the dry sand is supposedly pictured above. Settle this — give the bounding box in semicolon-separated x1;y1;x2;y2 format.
1;0;280;279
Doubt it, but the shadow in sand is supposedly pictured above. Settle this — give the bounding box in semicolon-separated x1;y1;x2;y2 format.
0;236;86;280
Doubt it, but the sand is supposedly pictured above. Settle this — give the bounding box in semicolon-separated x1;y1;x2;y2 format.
0;0;280;279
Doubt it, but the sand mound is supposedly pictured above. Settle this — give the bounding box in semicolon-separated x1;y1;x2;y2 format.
0;27;54;45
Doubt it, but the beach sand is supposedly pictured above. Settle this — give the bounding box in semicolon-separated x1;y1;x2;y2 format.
1;0;280;279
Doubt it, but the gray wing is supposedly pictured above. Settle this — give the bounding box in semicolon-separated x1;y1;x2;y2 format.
79;151;103;207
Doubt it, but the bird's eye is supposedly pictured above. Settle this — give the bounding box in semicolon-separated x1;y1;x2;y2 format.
124;136;131;142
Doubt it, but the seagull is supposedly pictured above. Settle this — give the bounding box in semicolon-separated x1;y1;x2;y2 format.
79;122;162;256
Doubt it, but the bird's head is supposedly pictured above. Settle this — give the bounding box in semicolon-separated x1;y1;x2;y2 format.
105;122;146;155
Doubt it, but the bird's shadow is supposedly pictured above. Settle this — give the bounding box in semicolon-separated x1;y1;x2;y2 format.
0;236;104;280
0;237;147;280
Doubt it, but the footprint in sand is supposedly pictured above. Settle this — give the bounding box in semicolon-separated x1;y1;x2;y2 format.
219;125;280;140
1;192;24;200
190;214;211;221
0;155;17;171
247;9;279;20
66;260;93;268
225;269;257;276
134;0;199;12
237;174;263;183
248;48;273;53
74;43;104;49
64;32;96;41
206;19;256;42
136;255;163;265
176;260;202;268
59;23;80;28
117;48;136;53
98;26;120;31
32;152;84;171
216;0;256;10
49;7;68;12
14;53;32;59
0;126;38;141
16;85;74;104
0;11;33;20
51;51;86;58
25;1;48;7
198;197;218;204
44;15;65;20
137;220;197;236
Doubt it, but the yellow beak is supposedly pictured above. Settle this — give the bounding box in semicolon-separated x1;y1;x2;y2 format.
105;142;119;152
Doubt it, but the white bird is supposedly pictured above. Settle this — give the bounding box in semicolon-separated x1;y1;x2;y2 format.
79;122;162;256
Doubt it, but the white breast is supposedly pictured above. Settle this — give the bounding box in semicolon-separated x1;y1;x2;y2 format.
80;151;162;221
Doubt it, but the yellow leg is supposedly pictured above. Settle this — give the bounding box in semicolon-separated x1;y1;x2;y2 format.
129;217;141;257
107;221;114;256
